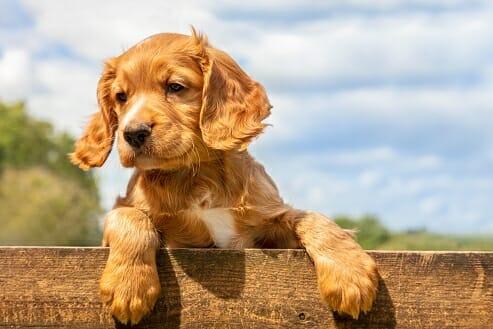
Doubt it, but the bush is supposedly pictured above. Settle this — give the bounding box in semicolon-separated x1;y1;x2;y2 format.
334;214;391;249
0;101;102;245
0;167;101;245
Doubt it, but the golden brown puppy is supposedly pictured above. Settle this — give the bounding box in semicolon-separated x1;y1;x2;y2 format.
71;30;378;325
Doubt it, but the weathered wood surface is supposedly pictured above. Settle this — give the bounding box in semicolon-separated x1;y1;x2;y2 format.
0;248;492;329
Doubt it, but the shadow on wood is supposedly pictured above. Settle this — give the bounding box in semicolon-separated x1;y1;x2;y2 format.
113;248;247;329
171;248;246;299
334;278;396;329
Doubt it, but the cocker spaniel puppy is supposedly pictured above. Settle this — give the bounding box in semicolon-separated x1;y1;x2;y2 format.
71;30;378;325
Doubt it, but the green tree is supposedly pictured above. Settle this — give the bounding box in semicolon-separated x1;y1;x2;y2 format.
0;101;102;245
334;214;391;249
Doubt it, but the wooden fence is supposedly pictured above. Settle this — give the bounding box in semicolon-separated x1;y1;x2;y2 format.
1;247;492;328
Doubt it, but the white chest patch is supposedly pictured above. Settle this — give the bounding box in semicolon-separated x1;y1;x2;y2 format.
196;208;236;248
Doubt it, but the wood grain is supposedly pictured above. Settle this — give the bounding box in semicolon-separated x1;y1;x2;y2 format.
0;248;492;328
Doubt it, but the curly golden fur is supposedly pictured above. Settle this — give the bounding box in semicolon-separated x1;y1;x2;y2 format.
71;30;378;325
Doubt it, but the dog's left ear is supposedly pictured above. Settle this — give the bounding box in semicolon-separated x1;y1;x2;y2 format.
193;32;272;151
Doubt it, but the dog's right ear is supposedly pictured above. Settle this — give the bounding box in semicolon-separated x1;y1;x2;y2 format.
70;59;118;170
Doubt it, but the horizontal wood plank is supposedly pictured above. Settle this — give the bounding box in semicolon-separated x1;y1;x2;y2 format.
0;248;492;328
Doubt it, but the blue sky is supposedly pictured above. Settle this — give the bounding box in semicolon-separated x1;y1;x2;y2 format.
1;0;492;233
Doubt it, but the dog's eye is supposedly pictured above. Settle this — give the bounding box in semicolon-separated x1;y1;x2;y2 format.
116;92;127;103
167;83;184;93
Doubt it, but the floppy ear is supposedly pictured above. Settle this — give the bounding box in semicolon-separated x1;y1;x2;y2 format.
70;60;118;170
197;37;272;151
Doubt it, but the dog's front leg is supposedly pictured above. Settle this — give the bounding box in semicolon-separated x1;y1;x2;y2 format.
100;207;161;325
294;210;379;319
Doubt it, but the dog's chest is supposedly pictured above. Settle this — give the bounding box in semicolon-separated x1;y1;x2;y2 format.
193;208;236;248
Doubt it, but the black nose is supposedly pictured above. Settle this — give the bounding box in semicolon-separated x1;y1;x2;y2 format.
123;124;151;149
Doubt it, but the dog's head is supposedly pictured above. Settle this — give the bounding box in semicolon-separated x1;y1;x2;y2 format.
71;30;271;170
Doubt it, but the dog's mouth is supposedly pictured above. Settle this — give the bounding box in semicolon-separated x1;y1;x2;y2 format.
140;147;192;161
132;145;194;170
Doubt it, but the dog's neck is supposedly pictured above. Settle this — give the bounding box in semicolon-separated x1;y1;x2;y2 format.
142;150;225;179
121;150;251;215
139;150;250;193
142;157;224;184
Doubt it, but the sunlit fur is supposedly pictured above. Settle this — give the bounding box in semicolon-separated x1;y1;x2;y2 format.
71;30;378;325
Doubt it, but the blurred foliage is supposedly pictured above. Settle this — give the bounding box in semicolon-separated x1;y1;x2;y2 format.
0;167;100;245
0;101;102;245
334;214;391;249
0;101;98;193
377;232;493;251
335;215;493;251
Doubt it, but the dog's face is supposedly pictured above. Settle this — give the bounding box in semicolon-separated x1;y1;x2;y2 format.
112;35;205;169
71;31;271;171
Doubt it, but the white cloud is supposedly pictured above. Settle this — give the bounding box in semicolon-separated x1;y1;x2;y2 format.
0;48;33;100
20;0;214;60
212;0;488;11
419;196;444;215
237;9;493;88
359;170;382;188
19;1;493;88
28;59;100;132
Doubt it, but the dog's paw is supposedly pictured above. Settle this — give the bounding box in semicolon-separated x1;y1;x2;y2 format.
100;260;161;325
315;250;378;319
